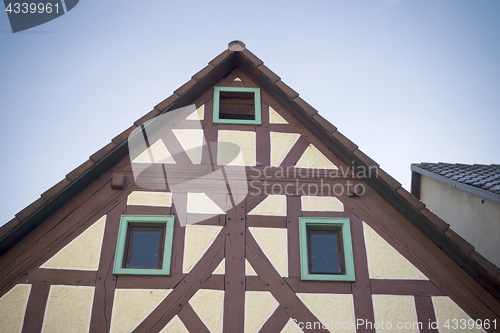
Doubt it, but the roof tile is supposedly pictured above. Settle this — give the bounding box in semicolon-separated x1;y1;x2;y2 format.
174;79;198;96
66;159;95;182
209;49;233;67
90;142;118;162
41;179;71;201
396;187;426;211
419;207;449;232
470;250;500;278
241;49;263;66
274;81;299;100
353;149;379;168
331;130;358;152
111;125;138;145
0;217;21;240
192;64;215;81
312;113;337;133
445;228;475;255
134;109;160;127
154;94;180;112
414;163;500;195
15;197;46;221
292;96;316;115
377;168;402;190
257;64;280;83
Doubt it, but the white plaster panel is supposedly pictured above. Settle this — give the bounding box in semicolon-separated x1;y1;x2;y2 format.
249;227;288;277
183;225;223;273
42;285;95;333
217;130;256;166
109;289;171;333
244;291;279;333
270;132;300;166
301;196;344;212
363;222;428;280
297;293;355;333
132;139;175;164
372;295;419;333
0;284;31;333
159;315;189;333
248;195;287;216
281;318;305;332
295;144;338;170
269;106;288;124
213;258;225;275
172;129;204;164
246;259;257;276
432;296;486;333
189;289;224;333
127;191;172;207
186;104;205;120
41;215;106;271
187;193;225;214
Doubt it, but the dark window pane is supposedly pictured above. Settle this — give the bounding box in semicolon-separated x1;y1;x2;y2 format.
308;230;341;274
128;230;161;268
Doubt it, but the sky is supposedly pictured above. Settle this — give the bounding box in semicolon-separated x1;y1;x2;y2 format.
0;0;499;226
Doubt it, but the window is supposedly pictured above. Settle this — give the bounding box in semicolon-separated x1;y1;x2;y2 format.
213;86;261;125
113;215;174;275
299;217;355;281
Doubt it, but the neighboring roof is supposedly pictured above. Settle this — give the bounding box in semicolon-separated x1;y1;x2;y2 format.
1;40;499;301
412;162;500;204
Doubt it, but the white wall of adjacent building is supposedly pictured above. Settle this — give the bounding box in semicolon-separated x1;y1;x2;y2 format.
420;175;500;268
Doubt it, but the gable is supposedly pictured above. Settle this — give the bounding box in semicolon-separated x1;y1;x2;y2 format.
0;42;499;332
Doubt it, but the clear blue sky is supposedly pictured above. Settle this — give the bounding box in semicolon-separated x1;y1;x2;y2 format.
1;0;499;226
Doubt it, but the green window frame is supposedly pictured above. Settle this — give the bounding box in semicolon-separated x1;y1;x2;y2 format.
213;86;262;125
113;215;175;276
299;217;355;281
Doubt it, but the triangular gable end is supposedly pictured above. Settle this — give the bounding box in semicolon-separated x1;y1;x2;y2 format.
0;40;499;333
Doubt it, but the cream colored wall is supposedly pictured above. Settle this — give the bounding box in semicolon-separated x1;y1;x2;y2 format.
363;222;428;280
127;191;172;207
183;225;223;273
432;296;486;333
189;289;224;333
244;291;279;333
301;196;344;212
172;129;204;164
110;288;171;333
295;144;338;170
270;132;300;167
248;195;287;216
217;130;256;166
41;215;106;271
372;295;419;333
420;175;500;268
249;227;288;277
0;284;31;333
297;293;355;333
42;285;95;333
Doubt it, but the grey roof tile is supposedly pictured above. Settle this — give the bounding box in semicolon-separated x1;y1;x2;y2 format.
414;162;500;195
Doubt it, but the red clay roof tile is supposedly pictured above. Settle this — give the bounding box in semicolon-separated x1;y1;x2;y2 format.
15;197;46;221
41;179;71;201
66;159;95;182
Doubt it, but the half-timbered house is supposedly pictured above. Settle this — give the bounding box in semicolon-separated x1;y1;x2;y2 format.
0;41;499;333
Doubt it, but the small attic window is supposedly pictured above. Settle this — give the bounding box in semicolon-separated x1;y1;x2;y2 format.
213;86;261;125
113;215;174;275
299;217;355;281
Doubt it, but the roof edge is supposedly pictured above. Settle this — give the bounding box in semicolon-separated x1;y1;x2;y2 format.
412;164;500;204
